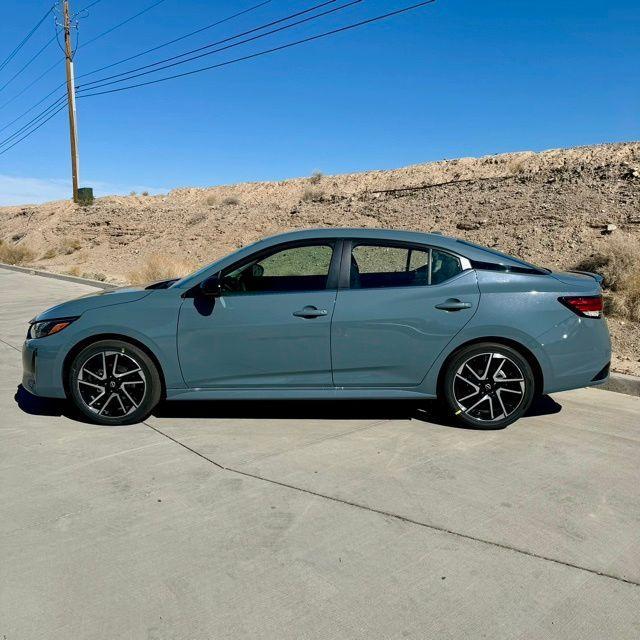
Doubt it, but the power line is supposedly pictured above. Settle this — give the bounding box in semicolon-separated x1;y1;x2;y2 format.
0;103;66;156
79;0;168;49
0;0;169;118
0;34;58;95
76;0;272;80
0;95;66;149
0;59;63;114
78;0;436;99
79;0;346;88
0;5;54;73
0;84;66;134
75;0;104;14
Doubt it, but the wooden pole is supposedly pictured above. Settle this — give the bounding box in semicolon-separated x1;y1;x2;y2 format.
63;0;80;203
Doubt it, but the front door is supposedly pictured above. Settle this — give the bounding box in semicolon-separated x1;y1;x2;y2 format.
331;241;480;387
178;241;339;388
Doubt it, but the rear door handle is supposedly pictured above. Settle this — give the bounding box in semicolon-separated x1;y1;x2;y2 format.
435;298;472;311
293;306;328;319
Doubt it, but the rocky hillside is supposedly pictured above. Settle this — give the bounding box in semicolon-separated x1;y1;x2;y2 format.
1;142;639;373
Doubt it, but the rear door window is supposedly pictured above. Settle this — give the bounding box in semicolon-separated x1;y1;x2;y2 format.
349;243;462;289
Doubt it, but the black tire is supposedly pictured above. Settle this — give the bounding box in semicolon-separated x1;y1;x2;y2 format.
442;342;535;429
68;339;162;425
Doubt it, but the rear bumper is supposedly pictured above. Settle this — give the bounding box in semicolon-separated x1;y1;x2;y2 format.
539;316;611;394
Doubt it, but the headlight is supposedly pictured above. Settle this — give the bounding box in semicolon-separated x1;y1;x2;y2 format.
27;317;78;339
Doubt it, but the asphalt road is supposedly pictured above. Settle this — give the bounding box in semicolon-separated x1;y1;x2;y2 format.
1;268;639;640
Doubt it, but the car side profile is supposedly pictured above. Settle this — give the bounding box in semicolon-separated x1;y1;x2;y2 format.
22;228;611;429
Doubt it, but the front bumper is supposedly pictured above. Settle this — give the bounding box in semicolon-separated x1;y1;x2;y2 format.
21;339;67;399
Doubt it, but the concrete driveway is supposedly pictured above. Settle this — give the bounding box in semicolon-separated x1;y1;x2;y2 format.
1;268;639;639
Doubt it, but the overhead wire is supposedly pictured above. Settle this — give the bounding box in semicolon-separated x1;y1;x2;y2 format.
0;34;59;95
79;0;168;49
0;102;66;156
0;0;438;156
76;0;272;80
0;94;67;149
78;0;436;98
0;5;54;73
79;0;346;88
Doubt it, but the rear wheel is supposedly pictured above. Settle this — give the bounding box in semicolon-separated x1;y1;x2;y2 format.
68;339;161;425
442;342;535;429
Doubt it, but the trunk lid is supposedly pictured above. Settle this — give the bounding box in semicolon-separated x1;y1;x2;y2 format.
551;270;603;287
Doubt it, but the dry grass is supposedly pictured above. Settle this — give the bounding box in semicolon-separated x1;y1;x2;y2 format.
40;236;82;259
0;239;35;265
66;266;83;277
301;187;324;203
128;254;197;285
574;237;640;321
188;212;208;226
60;237;82;254
205;194;217;206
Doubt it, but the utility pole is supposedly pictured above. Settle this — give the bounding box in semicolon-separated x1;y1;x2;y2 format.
62;0;80;203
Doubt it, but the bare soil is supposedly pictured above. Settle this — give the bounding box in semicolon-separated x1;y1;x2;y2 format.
2;142;639;374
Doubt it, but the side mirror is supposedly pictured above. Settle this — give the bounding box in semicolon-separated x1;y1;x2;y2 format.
199;274;222;297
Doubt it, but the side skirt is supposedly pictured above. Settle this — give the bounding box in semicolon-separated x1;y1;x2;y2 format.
165;387;437;401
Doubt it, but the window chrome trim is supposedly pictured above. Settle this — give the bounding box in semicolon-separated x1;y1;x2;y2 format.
459;256;472;271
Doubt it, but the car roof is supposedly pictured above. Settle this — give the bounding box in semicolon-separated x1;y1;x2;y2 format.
260;227;458;247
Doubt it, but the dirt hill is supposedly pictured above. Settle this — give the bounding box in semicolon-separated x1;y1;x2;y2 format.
1;142;639;374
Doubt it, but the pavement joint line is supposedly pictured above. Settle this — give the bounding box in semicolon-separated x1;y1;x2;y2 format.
0;337;19;352
142;420;640;590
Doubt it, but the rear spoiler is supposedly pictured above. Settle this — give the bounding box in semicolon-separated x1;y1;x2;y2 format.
567;270;604;286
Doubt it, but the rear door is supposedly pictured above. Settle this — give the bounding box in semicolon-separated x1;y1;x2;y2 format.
331;240;480;387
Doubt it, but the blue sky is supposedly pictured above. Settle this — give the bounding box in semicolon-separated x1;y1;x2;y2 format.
0;0;638;204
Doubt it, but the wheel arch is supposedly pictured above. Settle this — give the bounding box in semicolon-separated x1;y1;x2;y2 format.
437;336;544;397
62;333;167;399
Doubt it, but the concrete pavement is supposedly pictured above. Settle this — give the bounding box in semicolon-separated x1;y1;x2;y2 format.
1;268;639;639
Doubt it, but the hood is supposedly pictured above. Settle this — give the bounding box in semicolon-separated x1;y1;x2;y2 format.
33;286;153;322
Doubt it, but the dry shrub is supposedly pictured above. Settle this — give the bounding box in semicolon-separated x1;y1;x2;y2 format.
309;171;324;184
128;254;196;285
574;237;640;321
60;237;82;254
301;187;324;203
221;196;239;206
188;212;208;226
40;237;82;259
205;194;217;206
66;266;83;277
574;238;640;291
142;191;149;197
0;239;35;265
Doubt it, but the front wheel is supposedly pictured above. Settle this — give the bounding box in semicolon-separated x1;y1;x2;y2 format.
68;339;162;425
442;342;535;429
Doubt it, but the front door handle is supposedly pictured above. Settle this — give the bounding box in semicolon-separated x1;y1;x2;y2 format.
435;298;472;311
293;306;328;319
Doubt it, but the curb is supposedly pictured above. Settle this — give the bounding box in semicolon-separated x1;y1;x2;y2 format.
596;373;640;398
0;262;119;290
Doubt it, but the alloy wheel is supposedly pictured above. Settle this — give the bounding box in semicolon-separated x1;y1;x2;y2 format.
76;350;147;418
452;352;526;422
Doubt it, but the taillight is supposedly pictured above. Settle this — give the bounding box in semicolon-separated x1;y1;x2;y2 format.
558;295;603;318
